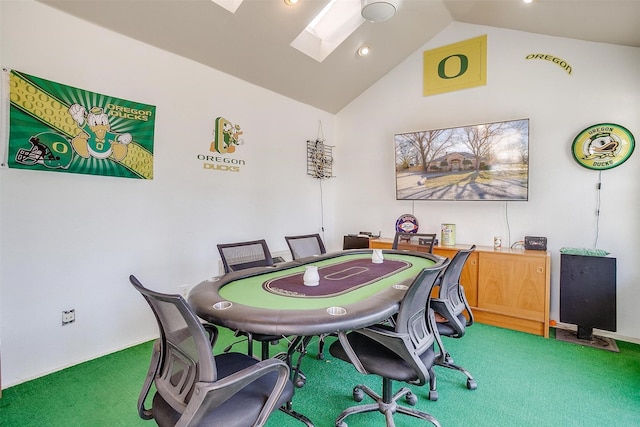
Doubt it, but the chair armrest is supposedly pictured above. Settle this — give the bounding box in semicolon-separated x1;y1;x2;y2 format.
137;340;161;420
430;298;457;323
459;285;474;326
431;298;467;337
336;331;367;374
202;323;219;347
176;358;290;427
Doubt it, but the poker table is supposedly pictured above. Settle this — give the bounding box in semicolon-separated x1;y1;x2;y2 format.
188;249;446;337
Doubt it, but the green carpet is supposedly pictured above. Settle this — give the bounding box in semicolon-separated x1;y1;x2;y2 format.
1;324;639;426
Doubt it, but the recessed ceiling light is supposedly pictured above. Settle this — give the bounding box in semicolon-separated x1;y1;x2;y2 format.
284;0;298;5
357;45;371;56
523;0;533;3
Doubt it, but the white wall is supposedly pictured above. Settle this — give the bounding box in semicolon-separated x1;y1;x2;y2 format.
0;1;336;387
335;22;640;342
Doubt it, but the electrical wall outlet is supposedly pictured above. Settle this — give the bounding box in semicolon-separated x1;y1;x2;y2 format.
62;309;75;325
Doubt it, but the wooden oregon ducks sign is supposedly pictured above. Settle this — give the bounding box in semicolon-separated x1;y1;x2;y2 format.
423;35;487;96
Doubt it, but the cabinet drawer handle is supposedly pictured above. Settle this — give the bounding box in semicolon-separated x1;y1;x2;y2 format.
536;267;544;273
470;260;477;265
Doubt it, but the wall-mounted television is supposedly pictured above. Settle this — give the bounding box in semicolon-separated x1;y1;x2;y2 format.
395;118;529;201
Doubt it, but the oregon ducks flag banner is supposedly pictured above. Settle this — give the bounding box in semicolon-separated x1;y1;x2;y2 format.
6;69;155;179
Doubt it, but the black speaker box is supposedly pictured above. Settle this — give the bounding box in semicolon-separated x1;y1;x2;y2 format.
524;236;547;251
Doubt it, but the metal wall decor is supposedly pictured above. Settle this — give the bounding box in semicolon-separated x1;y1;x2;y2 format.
307;139;334;179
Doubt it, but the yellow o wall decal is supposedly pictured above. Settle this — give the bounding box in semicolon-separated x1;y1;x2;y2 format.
423;35;487;96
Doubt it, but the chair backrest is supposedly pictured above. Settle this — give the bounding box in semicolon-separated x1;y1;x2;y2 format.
217;239;274;273
285;233;326;260
130;275;217;416
343;235;370;250
395;260;450;358
392;232;437;253
437;245;476;315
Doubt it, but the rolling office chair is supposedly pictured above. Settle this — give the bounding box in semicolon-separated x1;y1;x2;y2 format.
329;260;449;427
217;239;275;273
392;232;437;253
285;234;326;261
342;235;370;250
430;245;478;391
217;239;282;360
129;275;296;427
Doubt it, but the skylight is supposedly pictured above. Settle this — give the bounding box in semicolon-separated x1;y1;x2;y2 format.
210;0;245;13
291;0;365;62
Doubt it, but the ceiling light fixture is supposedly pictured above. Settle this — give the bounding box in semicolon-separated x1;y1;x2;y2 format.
361;0;400;23
357;45;370;56
284;0;299;5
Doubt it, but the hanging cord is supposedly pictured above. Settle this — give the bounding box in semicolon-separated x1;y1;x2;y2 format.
504;201;511;248
594;171;602;249
317;120;326;239
319;177;326;238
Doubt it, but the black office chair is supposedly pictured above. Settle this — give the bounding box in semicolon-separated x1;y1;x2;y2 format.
130;275;293;427
392;232;437;253
217;239;282;360
285;234;326;260
329;260;449;427
431;245;478;391
342;235;370;250
217;239;275;273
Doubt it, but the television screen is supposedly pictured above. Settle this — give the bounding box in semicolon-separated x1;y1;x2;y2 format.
395;118;529;201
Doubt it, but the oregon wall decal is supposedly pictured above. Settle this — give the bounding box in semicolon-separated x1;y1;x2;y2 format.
526;54;573;75
196;116;246;173
423;35;487;96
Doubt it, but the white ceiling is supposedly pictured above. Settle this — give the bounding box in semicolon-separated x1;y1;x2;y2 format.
37;0;640;113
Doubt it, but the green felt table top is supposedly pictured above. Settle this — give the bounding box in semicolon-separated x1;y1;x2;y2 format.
218;253;436;310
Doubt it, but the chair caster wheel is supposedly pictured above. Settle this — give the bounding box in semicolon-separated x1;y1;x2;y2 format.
428;390;438;401
353;387;364;402
467;379;477;390
294;375;306;388
406;391;417;406
317;353;324;360
336;422;347;427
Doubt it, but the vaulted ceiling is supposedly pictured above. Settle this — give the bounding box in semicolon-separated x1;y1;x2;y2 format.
37;0;640;113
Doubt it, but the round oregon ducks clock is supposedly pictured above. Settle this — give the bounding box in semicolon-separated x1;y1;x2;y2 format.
571;123;635;170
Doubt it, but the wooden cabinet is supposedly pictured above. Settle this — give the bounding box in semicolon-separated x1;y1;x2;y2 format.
476;251;550;337
369;238;550;337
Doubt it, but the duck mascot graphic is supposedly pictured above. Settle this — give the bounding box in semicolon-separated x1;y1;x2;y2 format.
582;133;620;160
68;104;132;161
210;117;243;154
